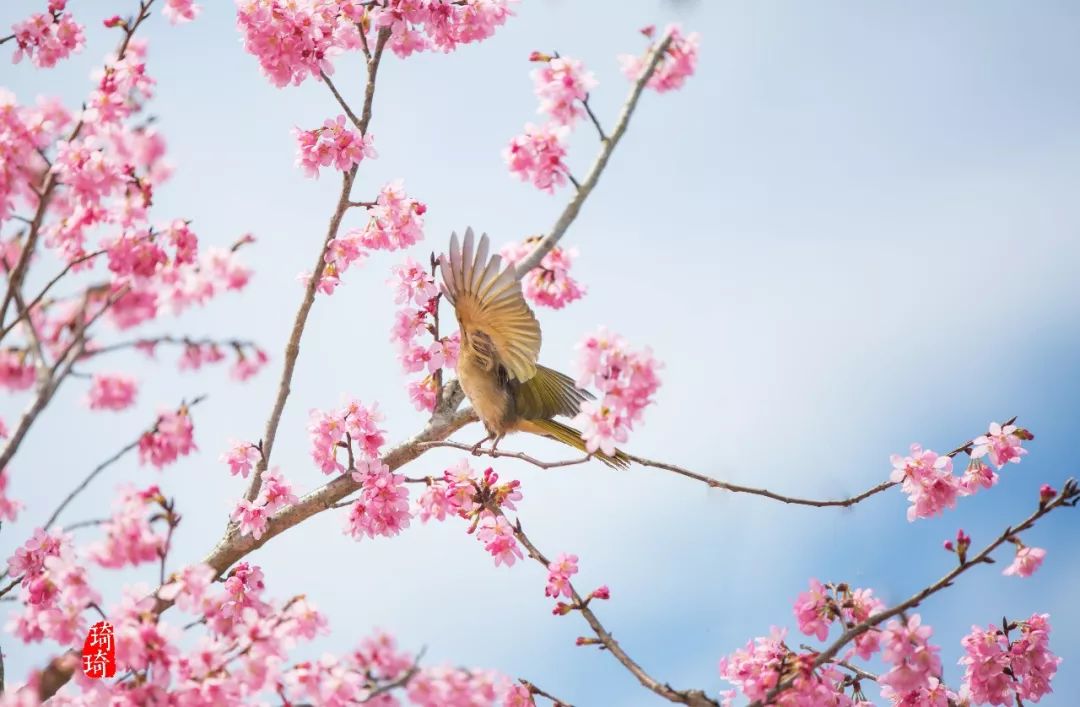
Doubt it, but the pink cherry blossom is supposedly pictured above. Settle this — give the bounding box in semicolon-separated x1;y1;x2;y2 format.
499;239;586;309
889;444;961;521
618;24;700;93
346;460;412;540
879;614;942;695
229;347;269;380
476;513;523;567
308;397;385;473
371;0;516;59
545;553;578;600
960;613;1060;704
971;421;1029;470
85;372;138;411
793;578;834;641
389;256;439;306
163;0;201;24
571;328;661;455
504;122;569;193
294;115;376;178
10;1;86;69
231;498;269;539
353;179;426;252
0;468;21;522
220;440;260;478
235;0;363;88
1003;545;1046;578
0;349;36;391
531;56;597;126
90;485;166;568
138;406;197;468
959;458;998;495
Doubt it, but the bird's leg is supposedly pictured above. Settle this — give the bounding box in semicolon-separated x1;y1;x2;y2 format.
490;433;505;452
470;431;493;455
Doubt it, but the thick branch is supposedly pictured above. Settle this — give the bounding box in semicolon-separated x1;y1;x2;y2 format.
514;32;674;276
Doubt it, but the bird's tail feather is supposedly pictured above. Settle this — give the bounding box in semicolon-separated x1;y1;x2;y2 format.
518;418;630;470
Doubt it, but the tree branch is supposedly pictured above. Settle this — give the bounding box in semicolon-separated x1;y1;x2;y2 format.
748;478;1080;707
416;440;592;470
242;28;391;506
497;507;718;707
514;32;675;277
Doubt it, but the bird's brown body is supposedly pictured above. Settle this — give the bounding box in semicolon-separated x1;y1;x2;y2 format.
439;229;628;468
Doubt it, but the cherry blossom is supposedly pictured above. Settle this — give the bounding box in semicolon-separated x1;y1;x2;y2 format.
345;460;412;540
879;614;942;695
0;468;22;522
1003;544;1046;578
84;372;137;411
531;56;597;126
9;1;85;69
138;406;197;468
544;553;578;600
618;24;700;93
163;0;202;25
220;440;260;478
503;122;569;193
499;238;585;309
960;613;1060;704
889;444;960;521
571;327;661;454
90;485;166;568
294;114;376;178
971;421;1029;470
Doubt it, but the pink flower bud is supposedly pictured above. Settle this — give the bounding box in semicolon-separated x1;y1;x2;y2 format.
591;585;611;600
103;15;124;28
1039;483;1057;505
529;51;551;62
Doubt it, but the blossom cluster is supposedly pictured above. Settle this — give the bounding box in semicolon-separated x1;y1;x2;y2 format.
890;421;1031;521
387;256;458;411
959;613;1060;704
231;468;298;540
307;397;386;474
618;24;701;93
8;0;85;69
499;237;585;310
6;528;100;646
793;579;884;659
570;327;662;456
236;0;514;88
138;405;197;469
84;372;138;411
418;459;525;567
502;51;596;192
293;114;377;178
718;628;858;706
89;485;168;568
313;180;427;295
345;460;411;540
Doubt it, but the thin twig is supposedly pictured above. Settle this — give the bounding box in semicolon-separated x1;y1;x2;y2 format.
581;94;607;141
520;678;574;706
43;395;207;530
363;647;426;702
497;507;717;707
628;453;897;508
417;440;592;470
514;32;675;277
320;71;363;130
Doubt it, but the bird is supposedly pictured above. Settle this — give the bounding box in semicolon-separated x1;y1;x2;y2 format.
438;227;629;469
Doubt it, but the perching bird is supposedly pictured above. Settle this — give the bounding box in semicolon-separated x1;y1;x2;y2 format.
439;228;629;469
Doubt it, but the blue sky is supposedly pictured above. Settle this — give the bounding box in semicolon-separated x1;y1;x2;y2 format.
2;1;1079;704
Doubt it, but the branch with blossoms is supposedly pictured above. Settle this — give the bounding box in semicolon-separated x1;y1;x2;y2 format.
6;3;1073;707
729;480;1078;707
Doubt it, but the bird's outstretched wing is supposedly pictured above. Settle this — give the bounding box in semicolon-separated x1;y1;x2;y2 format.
440;228;542;383
512;365;593;420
